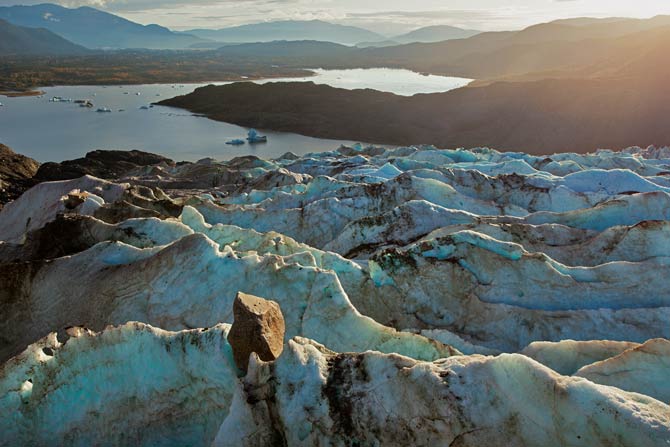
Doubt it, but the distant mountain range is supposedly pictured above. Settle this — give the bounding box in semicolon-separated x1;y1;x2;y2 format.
187;22;482;47
0;4;486;51
185;20;385;46
347;15;670;79
392;25;481;44
0;17;88;55
0;3;205;49
356;25;481;48
187;15;670;81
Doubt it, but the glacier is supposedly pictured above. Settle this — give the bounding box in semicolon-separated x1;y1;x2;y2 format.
1;144;670;445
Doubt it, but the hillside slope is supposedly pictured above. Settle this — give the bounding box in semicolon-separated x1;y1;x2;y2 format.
358;17;670;78
393;25;480;43
0;18;88;55
159;73;670;154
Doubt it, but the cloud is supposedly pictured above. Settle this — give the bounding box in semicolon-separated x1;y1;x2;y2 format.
340;8;533;32
0;0;297;12
1;0;669;32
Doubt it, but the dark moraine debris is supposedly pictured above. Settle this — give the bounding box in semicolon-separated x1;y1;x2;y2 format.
34;149;175;182
0;143;39;207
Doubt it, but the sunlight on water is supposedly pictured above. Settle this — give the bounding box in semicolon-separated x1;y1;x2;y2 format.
257;68;473;96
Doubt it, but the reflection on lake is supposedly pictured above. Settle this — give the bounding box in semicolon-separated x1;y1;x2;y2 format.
259;68;472;96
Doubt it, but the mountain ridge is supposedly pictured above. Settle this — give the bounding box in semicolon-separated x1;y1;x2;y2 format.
0;3;206;49
392;25;481;43
185;19;385;45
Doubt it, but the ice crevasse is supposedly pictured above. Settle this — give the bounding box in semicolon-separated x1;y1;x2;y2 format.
1;144;670;445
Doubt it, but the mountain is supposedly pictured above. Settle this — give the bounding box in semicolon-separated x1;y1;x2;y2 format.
392;25;480;43
0;18;88;55
0;3;205;49
186;20;385;46
354;16;670;79
177;17;670;81
160;17;670;153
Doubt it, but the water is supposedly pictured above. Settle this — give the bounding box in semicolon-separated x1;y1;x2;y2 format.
0;69;471;163
258;68;472;96
0;83;357;163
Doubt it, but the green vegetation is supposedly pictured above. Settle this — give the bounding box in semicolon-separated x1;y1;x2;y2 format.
0;50;310;91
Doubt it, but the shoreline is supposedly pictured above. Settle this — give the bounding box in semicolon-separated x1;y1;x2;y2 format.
0;90;45;98
0;70;316;97
0;68;475;98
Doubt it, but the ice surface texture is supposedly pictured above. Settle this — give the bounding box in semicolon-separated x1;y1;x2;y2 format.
1;144;670;445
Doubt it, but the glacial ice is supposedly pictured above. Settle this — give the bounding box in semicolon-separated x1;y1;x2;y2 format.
520;339;641;375
575;339;670;403
0;323;239;446
2;325;668;446
0;230;456;363
247;338;670;446
1;144;670;445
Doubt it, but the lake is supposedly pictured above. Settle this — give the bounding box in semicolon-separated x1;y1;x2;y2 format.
257;68;472;96
0;68;472;163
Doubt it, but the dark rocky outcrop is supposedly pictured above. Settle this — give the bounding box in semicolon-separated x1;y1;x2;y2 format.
34;150;175;182
0;144;39;206
159;68;670;154
227;292;286;372
29;150;304;196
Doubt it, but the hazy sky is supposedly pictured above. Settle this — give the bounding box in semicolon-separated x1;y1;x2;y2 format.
5;0;670;34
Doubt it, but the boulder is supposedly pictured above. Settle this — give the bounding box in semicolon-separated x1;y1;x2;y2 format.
63;191;89;209
227;292;285;372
